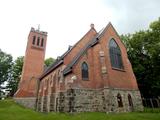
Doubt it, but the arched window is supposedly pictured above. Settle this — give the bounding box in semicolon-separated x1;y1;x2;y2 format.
117;93;123;107
32;36;36;45
128;94;133;107
37;37;40;46
81;62;89;80
41;38;44;47
109;39;123;69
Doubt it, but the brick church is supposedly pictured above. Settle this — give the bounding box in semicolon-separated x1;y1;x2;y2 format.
14;22;143;113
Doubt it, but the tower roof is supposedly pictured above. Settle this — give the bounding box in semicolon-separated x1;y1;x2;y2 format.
30;27;47;36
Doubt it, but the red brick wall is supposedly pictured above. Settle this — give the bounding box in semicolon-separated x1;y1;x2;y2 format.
38;23;138;98
64;28;97;65
101;24;138;89
72;23;138;90
15;29;47;97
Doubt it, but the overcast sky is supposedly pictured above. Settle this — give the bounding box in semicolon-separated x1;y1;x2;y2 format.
0;0;159;60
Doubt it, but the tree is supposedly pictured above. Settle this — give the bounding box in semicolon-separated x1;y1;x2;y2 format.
121;18;160;98
45;57;55;67
6;56;24;96
0;49;13;99
5;56;55;96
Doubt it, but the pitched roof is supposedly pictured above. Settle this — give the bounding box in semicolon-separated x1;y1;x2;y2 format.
39;27;97;80
39;22;118;79
63;22;112;75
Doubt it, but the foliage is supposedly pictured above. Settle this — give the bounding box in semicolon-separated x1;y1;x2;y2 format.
6;56;24;96
144;107;160;113
5;56;55;96
0;99;160;120
0;49;13;99
121;18;160;98
45;57;55;67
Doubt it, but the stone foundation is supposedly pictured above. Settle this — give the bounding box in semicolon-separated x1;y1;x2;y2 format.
14;97;36;109
37;88;143;113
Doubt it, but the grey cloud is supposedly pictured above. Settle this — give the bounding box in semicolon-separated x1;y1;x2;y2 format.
104;0;160;34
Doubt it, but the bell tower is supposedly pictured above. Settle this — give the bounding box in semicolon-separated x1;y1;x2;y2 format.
15;27;47;98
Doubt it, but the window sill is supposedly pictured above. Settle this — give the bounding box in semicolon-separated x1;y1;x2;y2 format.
82;78;89;81
31;45;44;51
112;67;125;72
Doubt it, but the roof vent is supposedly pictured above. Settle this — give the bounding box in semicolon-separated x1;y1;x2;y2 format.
68;45;72;50
57;56;61;60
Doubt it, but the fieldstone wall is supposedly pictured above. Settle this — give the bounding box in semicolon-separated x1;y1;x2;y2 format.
50;93;56;112
68;89;105;112
14;97;36;109
36;88;143;113
37;96;41;111
104;88;144;112
43;96;47;112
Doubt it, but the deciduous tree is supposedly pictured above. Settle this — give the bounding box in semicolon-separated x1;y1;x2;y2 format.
121;18;160;98
0;49;13;99
6;56;24;96
45;57;55;67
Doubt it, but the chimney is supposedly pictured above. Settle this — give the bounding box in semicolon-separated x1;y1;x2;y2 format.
90;23;94;28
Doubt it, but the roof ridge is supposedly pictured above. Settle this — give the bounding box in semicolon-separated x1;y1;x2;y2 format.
63;22;111;75
61;27;97;58
39;27;97;80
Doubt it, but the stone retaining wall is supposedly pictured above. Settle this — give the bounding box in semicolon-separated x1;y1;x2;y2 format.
14;97;36;109
37;88;143;113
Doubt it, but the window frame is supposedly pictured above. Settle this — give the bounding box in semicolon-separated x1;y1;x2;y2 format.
37;37;40;46
128;94;133;107
109;38;124;70
117;93;123;107
32;36;36;45
41;38;44;47
81;62;89;80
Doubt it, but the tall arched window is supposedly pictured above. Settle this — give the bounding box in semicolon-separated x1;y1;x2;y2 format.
32;36;36;45
117;93;123;107
109;39;123;69
41;38;44;47
128;94;133;107
81;62;89;80
37;37;40;46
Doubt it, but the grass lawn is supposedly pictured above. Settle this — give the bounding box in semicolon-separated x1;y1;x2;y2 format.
0;99;160;120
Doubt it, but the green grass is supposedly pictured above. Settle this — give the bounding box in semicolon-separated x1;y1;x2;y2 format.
0;99;160;120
